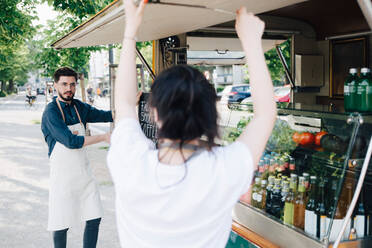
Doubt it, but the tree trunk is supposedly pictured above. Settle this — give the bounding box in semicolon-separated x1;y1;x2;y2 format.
1;80;7;92
7;79;14;93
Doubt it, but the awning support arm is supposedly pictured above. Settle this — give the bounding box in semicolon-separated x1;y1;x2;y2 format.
275;45;295;89
136;47;156;80
357;0;372;30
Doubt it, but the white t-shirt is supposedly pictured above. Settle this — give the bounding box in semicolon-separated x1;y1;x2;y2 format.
107;118;254;248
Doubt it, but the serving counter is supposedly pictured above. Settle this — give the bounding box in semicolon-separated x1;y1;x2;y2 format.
225;104;372;248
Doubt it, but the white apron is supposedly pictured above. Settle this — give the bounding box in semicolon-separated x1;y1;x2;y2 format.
47;100;103;231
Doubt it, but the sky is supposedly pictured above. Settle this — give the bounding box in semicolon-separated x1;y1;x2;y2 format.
32;2;58;26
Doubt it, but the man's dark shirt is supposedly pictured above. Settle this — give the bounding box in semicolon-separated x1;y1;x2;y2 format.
41;96;113;157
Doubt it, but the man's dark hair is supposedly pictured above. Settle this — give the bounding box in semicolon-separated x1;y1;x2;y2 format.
53;67;78;82
149;65;219;150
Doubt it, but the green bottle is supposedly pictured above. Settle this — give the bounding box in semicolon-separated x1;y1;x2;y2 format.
356;68;372;112
251;177;262;208
344;68;358;112
265;176;275;214
283;176;297;225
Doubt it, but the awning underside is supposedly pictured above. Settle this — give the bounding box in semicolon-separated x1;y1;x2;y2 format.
51;0;306;49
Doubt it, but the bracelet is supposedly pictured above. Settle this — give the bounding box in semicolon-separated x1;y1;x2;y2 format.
124;36;136;41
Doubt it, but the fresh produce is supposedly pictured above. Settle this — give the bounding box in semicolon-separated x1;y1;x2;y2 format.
320;134;347;154
315;131;328;146
292;132;301;144
266;119;296;153
299;132;315;146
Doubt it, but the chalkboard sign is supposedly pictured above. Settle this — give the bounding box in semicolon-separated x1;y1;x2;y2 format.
225;231;259;248
138;92;158;144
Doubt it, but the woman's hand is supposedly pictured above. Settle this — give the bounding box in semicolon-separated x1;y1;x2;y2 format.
124;0;147;38
235;7;264;48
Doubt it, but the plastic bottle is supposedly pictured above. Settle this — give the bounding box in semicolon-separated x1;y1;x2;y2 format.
344;68;358;112
356;68;372;112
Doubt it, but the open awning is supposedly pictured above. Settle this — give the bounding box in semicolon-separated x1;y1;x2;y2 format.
51;0;306;49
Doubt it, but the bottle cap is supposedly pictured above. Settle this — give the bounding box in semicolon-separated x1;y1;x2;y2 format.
349;68;357;74
361;68;369;73
255;177;261;183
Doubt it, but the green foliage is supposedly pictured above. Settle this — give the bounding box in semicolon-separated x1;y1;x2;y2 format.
264;39;291;84
47;0;113;20
0;0;37;89
35;14;104;78
223;116;252;143
216;85;225;93
0;91;6;97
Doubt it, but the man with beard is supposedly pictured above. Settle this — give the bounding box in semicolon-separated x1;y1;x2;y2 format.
41;67;112;248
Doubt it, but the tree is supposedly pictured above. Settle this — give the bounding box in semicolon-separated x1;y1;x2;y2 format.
264;39;291;85
0;0;36;93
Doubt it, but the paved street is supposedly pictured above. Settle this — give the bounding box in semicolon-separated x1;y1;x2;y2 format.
0;93;120;248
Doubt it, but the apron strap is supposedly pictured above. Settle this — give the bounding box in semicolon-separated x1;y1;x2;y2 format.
73;105;83;126
56;99;83;126
56;99;66;123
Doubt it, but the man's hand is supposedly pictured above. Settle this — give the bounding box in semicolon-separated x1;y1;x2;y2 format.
103;132;111;144
136;90;143;106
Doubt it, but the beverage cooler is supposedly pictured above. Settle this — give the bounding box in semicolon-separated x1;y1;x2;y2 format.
227;104;372;247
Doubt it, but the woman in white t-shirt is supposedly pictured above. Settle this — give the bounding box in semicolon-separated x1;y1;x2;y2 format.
107;1;277;247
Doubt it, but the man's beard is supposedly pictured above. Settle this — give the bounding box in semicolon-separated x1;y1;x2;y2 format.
58;91;74;101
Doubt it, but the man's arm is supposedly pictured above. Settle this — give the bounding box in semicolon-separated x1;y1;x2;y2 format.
85;102;113;123
42;107;85;149
43;107;110;149
83;133;110;146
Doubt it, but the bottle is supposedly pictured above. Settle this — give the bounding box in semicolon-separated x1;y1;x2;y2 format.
284;176;296;225
269;159;275;177
328;180;347;242
305;176;318;237
278;158;286;174
257;160;265;178
354;187;367;238
265;176;275;214
356;67;372;112
259;179;268;210
294;176;307;230
270;178;283;219
280;180;290;220
251;178;261;208
344;68;359;112
316;180;327;240
289;157;296;175
302;173;310;198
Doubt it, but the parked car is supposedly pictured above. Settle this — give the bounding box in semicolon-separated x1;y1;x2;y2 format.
220;84;251;109
274;86;291;102
37;87;45;95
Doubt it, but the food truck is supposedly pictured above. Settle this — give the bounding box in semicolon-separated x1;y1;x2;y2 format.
52;0;372;247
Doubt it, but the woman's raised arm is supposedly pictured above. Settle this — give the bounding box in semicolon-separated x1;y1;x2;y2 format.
115;0;147;124
235;7;277;169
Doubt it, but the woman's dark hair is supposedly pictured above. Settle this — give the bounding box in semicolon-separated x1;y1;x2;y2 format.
53;67;78;82
149;65;218;150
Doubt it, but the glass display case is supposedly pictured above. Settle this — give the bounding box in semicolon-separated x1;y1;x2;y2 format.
222;103;372;247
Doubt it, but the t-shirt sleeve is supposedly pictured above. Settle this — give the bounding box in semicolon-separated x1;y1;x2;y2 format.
220;141;255;196
107;118;155;179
